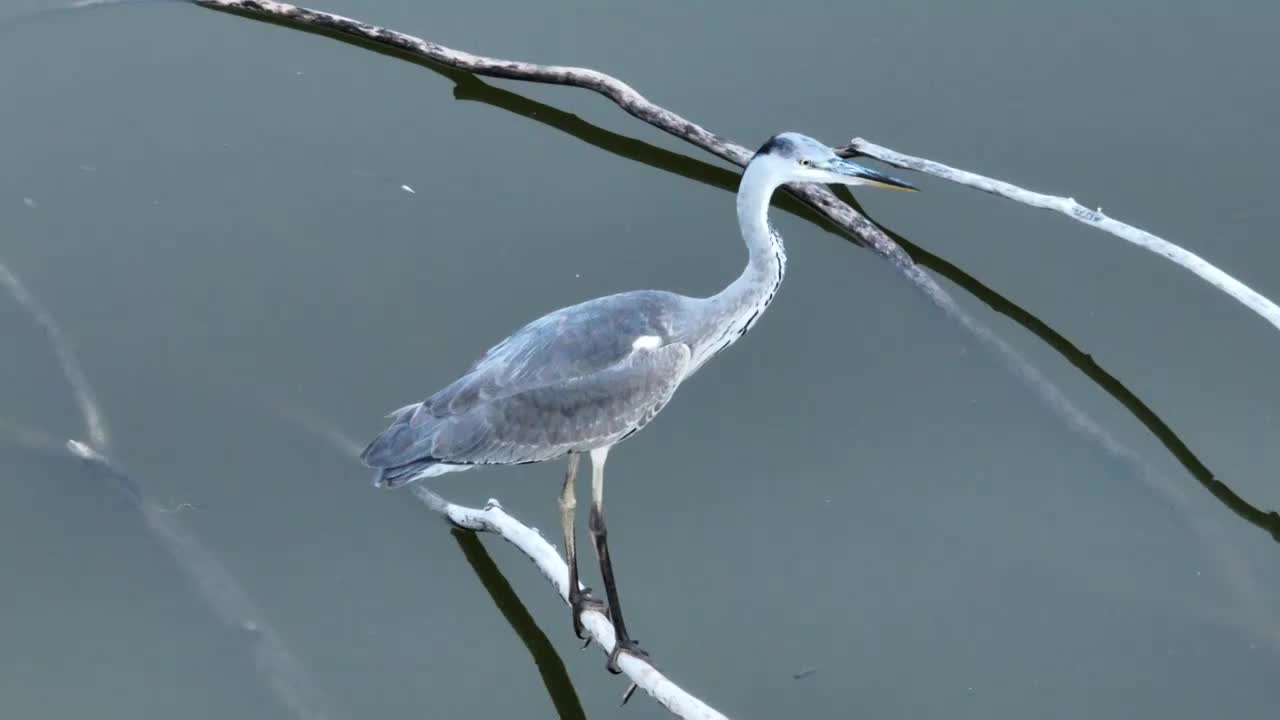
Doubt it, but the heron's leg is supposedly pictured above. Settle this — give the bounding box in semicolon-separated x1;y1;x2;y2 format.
559;453;600;640
587;446;649;673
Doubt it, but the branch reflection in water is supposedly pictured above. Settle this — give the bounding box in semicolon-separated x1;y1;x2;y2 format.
453;530;589;720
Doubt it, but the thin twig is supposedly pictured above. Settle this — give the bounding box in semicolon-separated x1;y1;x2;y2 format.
839;138;1280;333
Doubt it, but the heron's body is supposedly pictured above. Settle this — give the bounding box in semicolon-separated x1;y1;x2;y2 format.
362;160;791;487
364;291;686;481
360;132;914;669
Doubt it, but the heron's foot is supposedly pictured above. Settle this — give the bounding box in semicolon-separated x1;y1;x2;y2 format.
569;586;606;641
606;637;651;674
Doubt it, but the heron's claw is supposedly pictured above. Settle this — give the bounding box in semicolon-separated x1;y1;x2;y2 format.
606;637;650;674
569;586;605;641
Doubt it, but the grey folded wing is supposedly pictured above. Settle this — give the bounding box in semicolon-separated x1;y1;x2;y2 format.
426;342;692;464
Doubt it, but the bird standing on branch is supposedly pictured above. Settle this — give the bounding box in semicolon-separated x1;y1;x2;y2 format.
362;132;916;671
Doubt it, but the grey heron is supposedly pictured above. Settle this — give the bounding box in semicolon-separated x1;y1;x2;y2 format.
361;132;916;670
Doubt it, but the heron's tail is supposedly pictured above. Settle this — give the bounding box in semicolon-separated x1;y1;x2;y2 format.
361;403;456;488
370;458;441;489
360;402;422;463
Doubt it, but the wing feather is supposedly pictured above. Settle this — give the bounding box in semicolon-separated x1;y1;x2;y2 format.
427;342;691;464
362;291;693;472
414;291;680;424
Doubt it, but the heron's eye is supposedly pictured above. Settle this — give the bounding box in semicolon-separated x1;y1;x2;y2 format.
799;159;812;167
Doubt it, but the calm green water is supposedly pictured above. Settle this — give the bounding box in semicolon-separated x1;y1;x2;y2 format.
2;1;1278;718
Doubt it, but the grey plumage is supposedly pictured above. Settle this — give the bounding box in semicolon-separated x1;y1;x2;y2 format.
361;132;914;488
362;291;693;485
359;131;916;670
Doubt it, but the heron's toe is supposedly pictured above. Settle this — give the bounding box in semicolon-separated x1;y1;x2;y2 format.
606;638;650;674
569;588;606;640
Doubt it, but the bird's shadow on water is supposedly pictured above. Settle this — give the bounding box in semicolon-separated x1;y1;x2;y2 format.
215;9;1280;544
451;529;589;720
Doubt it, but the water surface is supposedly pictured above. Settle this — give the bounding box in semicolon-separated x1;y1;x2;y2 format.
2;1;1278;718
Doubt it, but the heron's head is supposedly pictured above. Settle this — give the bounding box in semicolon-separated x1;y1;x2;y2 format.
752;132;916;191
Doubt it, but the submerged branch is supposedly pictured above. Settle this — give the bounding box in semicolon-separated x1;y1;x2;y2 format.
839;138;1280;334
0;264;108;450
0;255;333;720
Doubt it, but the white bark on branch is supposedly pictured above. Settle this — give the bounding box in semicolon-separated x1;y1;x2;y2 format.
841;138;1280;333
292;419;730;720
413;489;729;720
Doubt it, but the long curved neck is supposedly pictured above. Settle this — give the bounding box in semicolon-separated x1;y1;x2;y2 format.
687;159;787;367
736;159;787;273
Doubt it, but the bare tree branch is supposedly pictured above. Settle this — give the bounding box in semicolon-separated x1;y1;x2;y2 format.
285;414;730;720
839;138;1280;333
414;489;731;720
